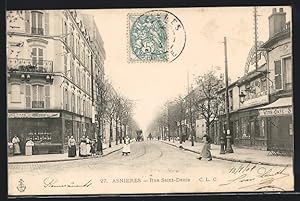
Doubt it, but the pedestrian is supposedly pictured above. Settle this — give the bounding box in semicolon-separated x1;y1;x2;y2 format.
12;135;21;155
68;136;76;157
79;136;87;157
86;137;91;156
122;135;131;156
90;139;96;156
96;135;103;155
197;134;212;161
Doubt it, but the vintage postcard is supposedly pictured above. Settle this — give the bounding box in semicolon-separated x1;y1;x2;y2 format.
7;6;294;196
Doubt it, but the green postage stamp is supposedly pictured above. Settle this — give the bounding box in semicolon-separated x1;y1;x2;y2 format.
128;10;186;63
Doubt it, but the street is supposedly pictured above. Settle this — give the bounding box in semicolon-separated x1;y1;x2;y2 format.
8;141;294;195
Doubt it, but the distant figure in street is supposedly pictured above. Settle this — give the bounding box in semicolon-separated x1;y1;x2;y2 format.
12;136;21;155
79;136;87;157
86;137;92;156
122;135;131;156
96;135;103;155
68;136;76;157
197;134;212;161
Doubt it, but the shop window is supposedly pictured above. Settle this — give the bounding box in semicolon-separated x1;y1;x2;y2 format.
11;84;21;103
259;119;265;137
283;57;292;90
241;117;249;138
32;85;45;108
32;47;44;67
31;11;44;35
274;60;282;90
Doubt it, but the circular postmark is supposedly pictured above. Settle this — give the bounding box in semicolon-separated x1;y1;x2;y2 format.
129;10;186;63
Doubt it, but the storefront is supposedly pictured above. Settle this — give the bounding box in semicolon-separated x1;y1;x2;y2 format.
8;111;63;154
258;97;293;152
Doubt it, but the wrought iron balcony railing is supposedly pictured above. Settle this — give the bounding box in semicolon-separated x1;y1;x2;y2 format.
31;27;44;35
8;58;53;73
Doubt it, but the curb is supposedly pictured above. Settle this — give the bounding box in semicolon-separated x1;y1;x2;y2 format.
161;141;291;167
8;147;123;165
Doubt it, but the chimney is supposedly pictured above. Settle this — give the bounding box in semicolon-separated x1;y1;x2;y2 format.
268;7;286;38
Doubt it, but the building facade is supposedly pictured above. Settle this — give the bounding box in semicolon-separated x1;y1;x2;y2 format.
213;7;292;152
7;10;103;154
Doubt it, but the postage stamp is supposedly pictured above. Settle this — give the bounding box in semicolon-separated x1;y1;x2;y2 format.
128;10;186;63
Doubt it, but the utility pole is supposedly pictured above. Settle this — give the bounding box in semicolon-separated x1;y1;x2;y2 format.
254;6;258;70
187;71;194;146
224;36;233;153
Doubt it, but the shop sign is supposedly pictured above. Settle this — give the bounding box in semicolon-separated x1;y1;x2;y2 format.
8;112;60;118
259;106;293;117
240;95;269;109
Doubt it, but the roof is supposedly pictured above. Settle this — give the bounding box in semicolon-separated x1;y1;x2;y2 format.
258;97;293;109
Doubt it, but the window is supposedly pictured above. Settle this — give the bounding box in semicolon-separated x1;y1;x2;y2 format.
25;85;31;108
64;55;68;75
274;60;282;90
259;119;265;137
31;11;44;35
77;68;80;86
11;84;21;103
261;78;267;92
32;85;45;108
283;57;292;90
64;21;68;44
71;93;75;112
241;117;249;138
32;47;44;67
63;88;69;110
45;85;50;108
70;26;74;51
229;90;233;111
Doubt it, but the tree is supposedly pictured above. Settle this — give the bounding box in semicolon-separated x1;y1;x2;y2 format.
191;71;224;139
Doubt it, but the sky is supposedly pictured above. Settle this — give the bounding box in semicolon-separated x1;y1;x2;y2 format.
81;6;291;131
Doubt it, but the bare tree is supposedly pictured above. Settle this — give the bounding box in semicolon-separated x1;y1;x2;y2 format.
191;71;224;139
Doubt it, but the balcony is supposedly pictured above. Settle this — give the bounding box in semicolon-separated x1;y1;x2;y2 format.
8;58;53;73
31;27;44;35
32;101;44;108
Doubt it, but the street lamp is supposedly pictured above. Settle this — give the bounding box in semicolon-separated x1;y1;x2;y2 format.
239;91;246;104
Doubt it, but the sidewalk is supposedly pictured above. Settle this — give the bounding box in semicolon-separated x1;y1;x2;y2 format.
161;140;293;167
8;143;124;164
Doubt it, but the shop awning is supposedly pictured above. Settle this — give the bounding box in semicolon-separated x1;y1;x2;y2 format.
258;97;293;117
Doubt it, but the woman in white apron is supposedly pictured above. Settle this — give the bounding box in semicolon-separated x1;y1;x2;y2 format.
79;136;87;157
122;135;131;156
12;136;21;155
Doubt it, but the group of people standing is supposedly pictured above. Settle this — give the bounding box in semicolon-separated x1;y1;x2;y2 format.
68;135;103;157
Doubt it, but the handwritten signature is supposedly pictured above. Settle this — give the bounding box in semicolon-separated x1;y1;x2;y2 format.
43;177;92;188
220;163;290;191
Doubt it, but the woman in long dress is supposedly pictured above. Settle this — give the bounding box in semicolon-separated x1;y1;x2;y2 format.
79;136;87;157
122;135;131;156
68;136;76;157
12;136;21;155
197;134;212;161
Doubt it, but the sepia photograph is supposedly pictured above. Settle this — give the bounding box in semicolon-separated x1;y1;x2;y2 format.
6;6;294;196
